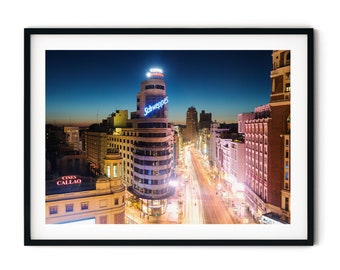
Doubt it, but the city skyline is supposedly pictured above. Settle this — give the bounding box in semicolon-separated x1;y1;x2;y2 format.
46;50;273;126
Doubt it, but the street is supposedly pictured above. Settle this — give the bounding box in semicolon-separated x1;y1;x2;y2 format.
185;145;235;224
125;143;255;224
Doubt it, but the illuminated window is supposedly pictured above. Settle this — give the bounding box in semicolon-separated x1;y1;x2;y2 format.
49;206;58;215
66;204;73;212
81;202;88;210
113;165;117;177
107;165;110;178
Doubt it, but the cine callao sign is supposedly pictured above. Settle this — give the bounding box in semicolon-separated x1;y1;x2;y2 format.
56;175;82;186
144;96;168;116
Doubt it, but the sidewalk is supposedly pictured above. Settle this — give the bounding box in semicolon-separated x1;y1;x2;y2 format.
125;190;182;224
218;181;257;224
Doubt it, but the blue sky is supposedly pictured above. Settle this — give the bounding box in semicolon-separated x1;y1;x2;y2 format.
46;50;272;126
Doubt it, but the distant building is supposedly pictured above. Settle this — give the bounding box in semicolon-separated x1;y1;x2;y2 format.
46;125;88;180
197;128;210;162
106;110;128;129
46;124;65;146
64;126;82;150
184;106;198;142
209;121;230;167
210;123;245;192
199;110;212;130
84;131;107;175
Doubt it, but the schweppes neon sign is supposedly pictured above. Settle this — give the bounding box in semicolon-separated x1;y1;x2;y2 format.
144;96;168;116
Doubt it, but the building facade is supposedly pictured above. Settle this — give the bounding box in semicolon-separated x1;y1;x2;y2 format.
106;109;128;128
98;68;175;217
209;121;230;168
127;68;174;216
84;131;107;175
46;152;125;224
238;112;255;134
244;50;290;223
211;126;245;193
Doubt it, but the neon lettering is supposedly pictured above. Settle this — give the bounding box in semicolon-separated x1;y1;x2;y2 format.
57;175;82;186
144;96;168;116
61;175;77;180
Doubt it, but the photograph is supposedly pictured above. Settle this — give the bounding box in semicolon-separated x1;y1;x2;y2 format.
25;28;313;245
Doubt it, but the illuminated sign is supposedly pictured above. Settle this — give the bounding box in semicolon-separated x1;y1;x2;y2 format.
56;175;82;186
144;96;168;116
150;68;163;73
146;68;164;78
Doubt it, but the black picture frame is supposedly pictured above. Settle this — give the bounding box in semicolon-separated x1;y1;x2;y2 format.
24;28;314;246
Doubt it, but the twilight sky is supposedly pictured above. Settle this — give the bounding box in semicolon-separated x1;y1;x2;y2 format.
46;50;272;126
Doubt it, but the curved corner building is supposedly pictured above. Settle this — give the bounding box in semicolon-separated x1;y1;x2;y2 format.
130;68;174;216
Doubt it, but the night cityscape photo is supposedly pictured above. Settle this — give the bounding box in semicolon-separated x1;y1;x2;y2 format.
45;50;291;225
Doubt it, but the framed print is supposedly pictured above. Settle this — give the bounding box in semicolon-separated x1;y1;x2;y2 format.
24;28;314;245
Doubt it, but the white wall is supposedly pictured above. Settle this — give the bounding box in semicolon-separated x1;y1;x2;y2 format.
0;1;335;269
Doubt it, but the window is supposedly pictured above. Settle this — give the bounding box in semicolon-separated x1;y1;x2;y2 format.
66;204;73;212
49;206;58;215
75;159;80;173
99;216;107;224
285;52;291;65
285;197;289;211
145;84;155;89
81;202;88;210
155;84;165;90
285;172;289;180
113;164;117;177
67;159;73;171
107;165;110;178
114;198;119;205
